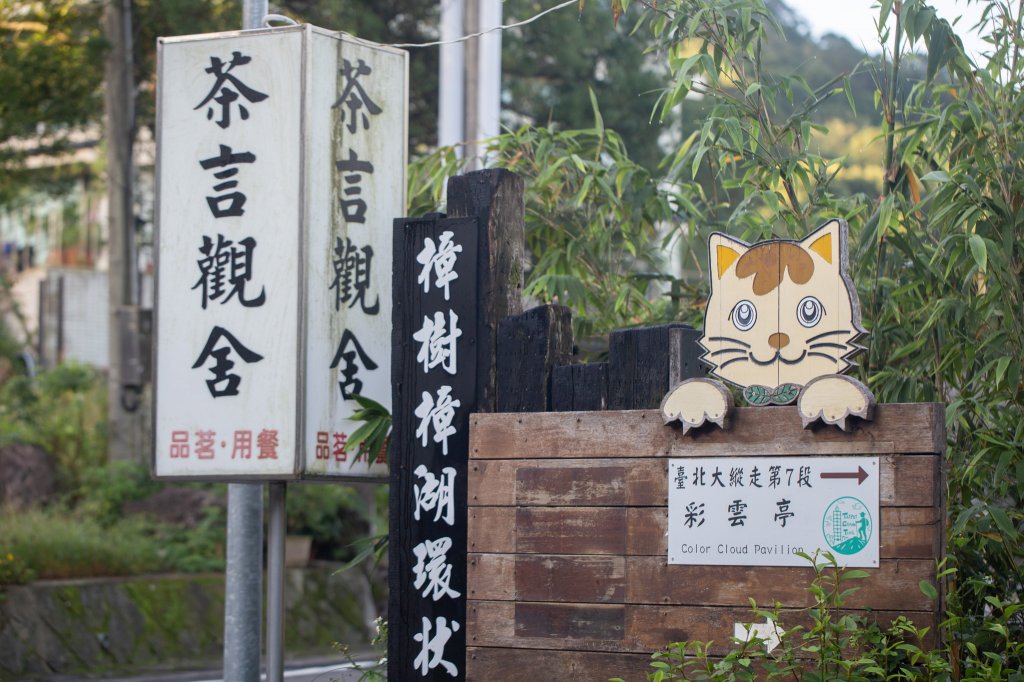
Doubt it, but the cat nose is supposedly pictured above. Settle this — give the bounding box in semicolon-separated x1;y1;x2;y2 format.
768;333;790;349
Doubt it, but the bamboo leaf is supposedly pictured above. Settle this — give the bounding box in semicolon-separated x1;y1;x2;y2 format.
968;233;987;273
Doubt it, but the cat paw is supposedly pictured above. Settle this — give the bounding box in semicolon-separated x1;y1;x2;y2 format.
797;375;875;430
661;378;735;434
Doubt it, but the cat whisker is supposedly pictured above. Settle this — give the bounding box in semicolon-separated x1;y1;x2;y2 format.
807;351;842;362
707;336;751;349
709;348;748;357
808;342;849;351
807;329;852;343
718;355;749;369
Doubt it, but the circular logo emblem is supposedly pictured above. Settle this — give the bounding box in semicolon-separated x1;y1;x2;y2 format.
822;496;871;555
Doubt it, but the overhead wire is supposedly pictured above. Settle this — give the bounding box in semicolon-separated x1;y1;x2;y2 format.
387;0;578;48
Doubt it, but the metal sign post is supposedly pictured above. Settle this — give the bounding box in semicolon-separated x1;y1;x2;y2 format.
266;481;287;682
223;5;265;680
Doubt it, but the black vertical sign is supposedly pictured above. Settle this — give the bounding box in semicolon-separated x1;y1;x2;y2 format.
390;215;478;680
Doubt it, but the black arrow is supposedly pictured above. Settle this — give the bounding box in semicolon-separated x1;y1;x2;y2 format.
820;466;869;485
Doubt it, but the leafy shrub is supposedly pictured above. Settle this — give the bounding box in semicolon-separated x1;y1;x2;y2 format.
612;554;1021;681
0;362;107;492
75;460;162;523
0;510;167;581
286;483;376;563
0;507;228;583
0;550;35;586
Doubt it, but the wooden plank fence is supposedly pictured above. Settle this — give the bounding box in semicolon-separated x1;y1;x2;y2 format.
466;405;945;679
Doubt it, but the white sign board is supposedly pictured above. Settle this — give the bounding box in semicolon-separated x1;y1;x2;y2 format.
667;456;879;567
153;25;407;480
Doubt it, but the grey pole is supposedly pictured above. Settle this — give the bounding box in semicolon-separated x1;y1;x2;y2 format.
223;485;263;681
243;0;268;33
266;482;287;682
223;5;268;682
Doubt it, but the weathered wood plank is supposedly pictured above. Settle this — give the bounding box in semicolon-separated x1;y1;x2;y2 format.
516;602;626;640
881;507;943;558
469;507;939;559
608;326;673;409
467;553;516;602
446;169;525;414
467;554;936;611
516;555;627;604
623;557;935;611
468;506;515;553
465;646;909;681
516;507;628;555
881;454;940;507
467;601;938;656
669;325;706;384
469;456;938;508
469;403;945;459
495;305;573;412
466;646;653;681
551;362;609;412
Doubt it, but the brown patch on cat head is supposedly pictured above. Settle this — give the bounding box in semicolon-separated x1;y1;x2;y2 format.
735;242;814;296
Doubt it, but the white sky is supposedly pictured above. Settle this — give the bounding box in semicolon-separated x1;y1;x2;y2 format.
783;0;990;60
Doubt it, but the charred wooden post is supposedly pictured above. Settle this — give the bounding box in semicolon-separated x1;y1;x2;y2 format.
495;305;573;413
607;323;705;410
551;362;609;412
389;170;524;681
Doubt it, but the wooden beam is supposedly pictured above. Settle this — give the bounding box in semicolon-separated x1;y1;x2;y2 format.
469;403;945;459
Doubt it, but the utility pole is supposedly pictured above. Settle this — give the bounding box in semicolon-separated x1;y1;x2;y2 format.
476;0;502;165
438;0;502;167
104;0;148;461
439;0;466;156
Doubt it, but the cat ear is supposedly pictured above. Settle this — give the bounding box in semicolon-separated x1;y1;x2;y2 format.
708;232;749;280
802;219;844;268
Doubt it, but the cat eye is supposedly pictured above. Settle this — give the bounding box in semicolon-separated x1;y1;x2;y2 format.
731;300;757;331
797;296;824;327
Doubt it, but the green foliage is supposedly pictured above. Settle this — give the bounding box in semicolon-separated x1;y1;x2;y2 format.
855;0;1024;666
641;0;870;240
410;97;680;347
616;555;1024;680
0;362;107;492
0;0;106;205
0;1;105;138
286;483;374;563
75;460;161;524
151;505;226;573
589;0;1024;673
490;106;679;343
0;456;231;582
504;0;668;170
335;615;387;681
346;394;392;466
0;510;168;582
0;549;35;586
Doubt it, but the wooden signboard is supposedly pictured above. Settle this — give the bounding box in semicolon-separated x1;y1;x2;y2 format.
466;404;944;679
389;170;525;680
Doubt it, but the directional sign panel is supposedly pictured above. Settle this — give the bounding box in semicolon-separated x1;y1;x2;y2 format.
667;456;879;567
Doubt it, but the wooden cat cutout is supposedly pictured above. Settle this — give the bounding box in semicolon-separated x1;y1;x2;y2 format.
661;219;875;432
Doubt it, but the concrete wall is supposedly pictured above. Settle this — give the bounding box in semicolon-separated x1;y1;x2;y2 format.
0;564;382;680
